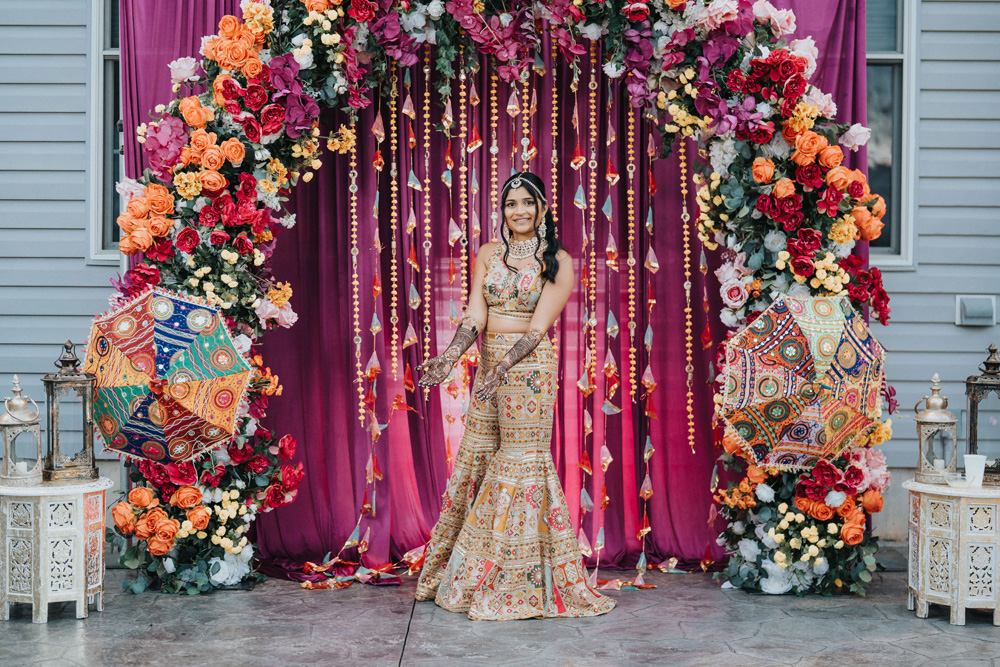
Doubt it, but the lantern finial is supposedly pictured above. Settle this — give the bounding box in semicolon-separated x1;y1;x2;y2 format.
980;343;1000;378
55;340;82;373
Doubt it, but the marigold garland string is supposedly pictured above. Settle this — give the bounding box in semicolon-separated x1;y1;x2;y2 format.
488;66;500;241
350;128;364;425
585;42;601;576
457;47;469;307
388;64;401;380
421;47;433;383
549;41;560;368
679;140;696;454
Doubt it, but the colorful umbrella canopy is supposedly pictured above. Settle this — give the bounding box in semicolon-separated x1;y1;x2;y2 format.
720;295;885;470
82;288;253;463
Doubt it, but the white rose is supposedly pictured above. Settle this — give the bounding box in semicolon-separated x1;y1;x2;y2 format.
603;61;626;79
840;123;872;151
579;23;605;41
168;56;199;84
163;557;176;574
427;0;445;18
824;490;847;509
763;230;787;253
786;281;812;298
759;133;791;160
708;135;738;177
813;557;829;576
755;483;776;503
732;520;746;535
720;308;742;329
760;559;793;594
738;538;761;562
208;557;235;586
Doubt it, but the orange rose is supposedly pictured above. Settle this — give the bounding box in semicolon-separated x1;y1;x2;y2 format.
224;41;252;69
218;15;242;40
179;96;211;129
305;0;333;12
722;430;743;457
825;166;850;191
212;73;233;106
111;502;136;535
116;212;138;235
144;183;175;216
781;121;800;144
147;537;173;557
200;146;225;171
198;169;228;192
746;464;768;485
169;485;203;509
817;145;844;169
148;215;173;237
221;138;246;166
799;496;835;521
128;486;156;508
862;489;884;513
126;197;149;219
836;496;856;518
241;56;263;80
203;36;221;62
751;157;775;184
189;129;217;153
134;506;167;541
178;146;195;168
129;228;154;252
871;195;886;220
772;177;796;199
666;0;687;7
841;518;866;546
791;131;829;166
852;206;883;241
153;517;180;543
187;505;212;531
118;235;138;255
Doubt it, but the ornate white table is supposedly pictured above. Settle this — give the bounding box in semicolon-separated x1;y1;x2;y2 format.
0;477;114;623
904;479;1000;625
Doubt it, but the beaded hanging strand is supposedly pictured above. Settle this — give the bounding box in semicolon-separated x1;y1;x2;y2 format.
389;64;401;379
421;46;433;393
349;126;364;425
488;66;500;241
585;41;601;575
457;47;470;307
519;73;531;170
549;40;560;367
680;140;696;454
626;107;638;401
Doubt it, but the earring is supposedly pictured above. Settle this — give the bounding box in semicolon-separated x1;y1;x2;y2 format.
501;223;510;242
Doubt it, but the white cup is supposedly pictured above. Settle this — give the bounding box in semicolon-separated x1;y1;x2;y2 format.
964;454;987;488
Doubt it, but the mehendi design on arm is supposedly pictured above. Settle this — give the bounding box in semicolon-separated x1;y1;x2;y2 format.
474;328;545;401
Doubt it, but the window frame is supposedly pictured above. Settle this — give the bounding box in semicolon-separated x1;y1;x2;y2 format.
867;0;918;270
88;0;125;266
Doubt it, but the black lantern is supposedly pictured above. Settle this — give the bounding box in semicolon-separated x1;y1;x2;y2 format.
41;341;98;483
965;343;1000;487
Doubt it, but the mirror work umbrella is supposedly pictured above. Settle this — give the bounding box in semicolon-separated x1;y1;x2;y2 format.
721;295;885;470
82;288;253;463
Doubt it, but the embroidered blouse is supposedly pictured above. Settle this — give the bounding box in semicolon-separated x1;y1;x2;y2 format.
483;245;544;322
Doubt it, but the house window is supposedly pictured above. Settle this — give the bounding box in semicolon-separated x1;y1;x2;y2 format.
90;0;122;263
866;0;914;265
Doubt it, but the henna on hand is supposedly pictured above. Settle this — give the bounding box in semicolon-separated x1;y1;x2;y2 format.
473;328;545;402
417;317;483;387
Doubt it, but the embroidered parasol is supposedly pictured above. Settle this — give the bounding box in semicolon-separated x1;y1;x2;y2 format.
720;295;885;470
82;287;253;463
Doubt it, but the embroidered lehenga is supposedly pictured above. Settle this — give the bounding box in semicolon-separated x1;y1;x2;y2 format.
415;245;615;620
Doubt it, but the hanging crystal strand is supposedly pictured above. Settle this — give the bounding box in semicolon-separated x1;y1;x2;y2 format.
421;46;434;396
349;125;364;424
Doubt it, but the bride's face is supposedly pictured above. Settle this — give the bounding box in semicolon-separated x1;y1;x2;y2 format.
503;186;547;241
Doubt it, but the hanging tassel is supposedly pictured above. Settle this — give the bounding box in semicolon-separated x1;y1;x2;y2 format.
605;232;619;272
583;409;593;437
442;97;454;129
571;141;585;170
364;351;380;381
599;444;613;472
407;168;422;190
599;484;610;510
639;473;653;500
405;207;417;235
641;364;656;394
506;88;520;117
606;310;619;338
402;322;418;349
402;93;416;119
606;158;620;186
345;523;361;547
403;362;415;391
407;244;420;272
578;450;593;476
448;218;462;246
637;511;651;539
580;487;594;513
578;528;593;557
644;246;660;273
643;435;655;462
371;112;385;143
573;184;586;210
467;123;483;153
372;273;382;299
602;195;613;222
408;120;417;150
370;312;382;336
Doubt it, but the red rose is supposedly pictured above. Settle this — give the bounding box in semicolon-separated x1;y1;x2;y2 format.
209;230;231;246
259;104;285;136
200;464;226;487
175;227;200;253
750;122;775;144
277;434;296;461
780;212;804;232
237;173;257;201
846;283;869;303
789;256;814;277
795;164;824;191
727;69;745;93
778;194;803;213
346;0;378;22
198;206;221;227
784;73;807;103
264;483;286;510
812;460;842;487
818;187;843;216
129;263;161;292
165;461;197;485
623;2;650;21
279;462;304;493
845;465;866;489
797;228;823;251
224;100;241;115
242;117;262;143
798;477;828;501
776;58;801;83
228;442;253;465
138;460;171;488
257;427;272;441
244;83;267;111
233;233;253;255
847;180;865;200
756;194;774;216
246;455;269;474
220;78;242;101
143;238;175;261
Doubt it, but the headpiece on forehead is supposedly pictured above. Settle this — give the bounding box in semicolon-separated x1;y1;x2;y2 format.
502;172;547;205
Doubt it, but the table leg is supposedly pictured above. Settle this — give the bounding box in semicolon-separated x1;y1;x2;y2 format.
916;596;929;619
32;602;47;624
0;601;9;621
907;590;915;611
950;603;966;626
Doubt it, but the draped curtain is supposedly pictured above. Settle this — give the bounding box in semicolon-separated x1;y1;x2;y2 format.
121;0;868;573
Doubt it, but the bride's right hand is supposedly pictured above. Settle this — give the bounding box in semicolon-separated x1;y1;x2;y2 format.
416;355;453;387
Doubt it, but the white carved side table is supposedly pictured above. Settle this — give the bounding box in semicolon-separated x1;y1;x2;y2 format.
0;477;113;623
904;479;1000;625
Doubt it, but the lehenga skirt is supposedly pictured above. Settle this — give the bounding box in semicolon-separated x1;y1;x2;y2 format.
415;331;615;620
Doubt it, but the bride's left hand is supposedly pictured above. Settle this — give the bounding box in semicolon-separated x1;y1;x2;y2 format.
474;366;507;402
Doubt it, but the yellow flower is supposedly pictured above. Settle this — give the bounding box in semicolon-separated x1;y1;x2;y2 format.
267;281;293;308
173;171;202;199
774;552;787;563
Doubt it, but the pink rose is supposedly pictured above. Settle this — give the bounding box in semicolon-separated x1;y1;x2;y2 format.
255;299;280;326
753;1;796;38
840;124;872;151
168;56;200;84
720;278;749;310
790;38;819;78
275;303;298;328
697;0;739;32
802;85;837;118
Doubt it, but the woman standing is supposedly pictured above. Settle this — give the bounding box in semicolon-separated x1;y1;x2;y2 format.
414;172;615;620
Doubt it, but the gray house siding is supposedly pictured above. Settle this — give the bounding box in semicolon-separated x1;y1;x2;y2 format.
0;2;117;457
876;0;1000;477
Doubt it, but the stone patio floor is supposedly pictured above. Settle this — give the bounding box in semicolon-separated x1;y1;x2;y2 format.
3;557;999;666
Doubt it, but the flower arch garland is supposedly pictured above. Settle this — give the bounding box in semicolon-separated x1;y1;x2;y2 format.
106;0;891;594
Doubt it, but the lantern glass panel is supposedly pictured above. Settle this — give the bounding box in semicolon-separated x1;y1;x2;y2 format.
923;427;956;470
50;385;89;466
973;393;1000;465
11;430;39;473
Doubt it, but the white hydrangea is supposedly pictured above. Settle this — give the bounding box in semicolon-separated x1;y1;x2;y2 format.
731;520;746;535
786;281;812;298
603;61;626;78
278;213;297;229
579;22;605;40
708;135;738;177
208;553;251;587
834;239;856;258
824;490;847;509
427;0;445;19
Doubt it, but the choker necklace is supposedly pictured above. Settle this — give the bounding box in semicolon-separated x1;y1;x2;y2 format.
507;236;545;259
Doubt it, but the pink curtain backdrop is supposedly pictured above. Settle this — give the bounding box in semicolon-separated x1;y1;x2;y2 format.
120;1;868;573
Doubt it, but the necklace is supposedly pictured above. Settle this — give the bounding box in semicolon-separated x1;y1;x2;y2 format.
507;236;545;259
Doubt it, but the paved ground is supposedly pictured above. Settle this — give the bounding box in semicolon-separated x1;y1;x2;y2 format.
3;556;999;666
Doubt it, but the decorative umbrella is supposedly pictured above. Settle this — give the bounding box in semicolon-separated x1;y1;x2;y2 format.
720;295;885;470
82;288;253;463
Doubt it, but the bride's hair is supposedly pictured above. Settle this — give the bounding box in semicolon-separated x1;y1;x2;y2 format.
499;171;563;282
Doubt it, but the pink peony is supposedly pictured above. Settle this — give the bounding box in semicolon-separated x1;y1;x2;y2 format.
753;1;796;38
143;116;187;182
865;448;891;492
840;123;872;151
720;278;750;310
697;0;740;32
255;299;280;326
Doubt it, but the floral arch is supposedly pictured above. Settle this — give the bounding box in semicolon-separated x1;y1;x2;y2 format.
106;0;891;595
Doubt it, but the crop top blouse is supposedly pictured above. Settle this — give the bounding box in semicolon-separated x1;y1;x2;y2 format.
482;244;544;322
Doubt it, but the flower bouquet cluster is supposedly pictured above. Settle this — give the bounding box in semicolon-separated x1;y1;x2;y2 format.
715;421;892;595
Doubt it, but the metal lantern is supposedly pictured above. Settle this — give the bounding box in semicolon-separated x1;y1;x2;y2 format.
914;374;959;484
966;343;1000;487
41;341;98;483
0;375;42;486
